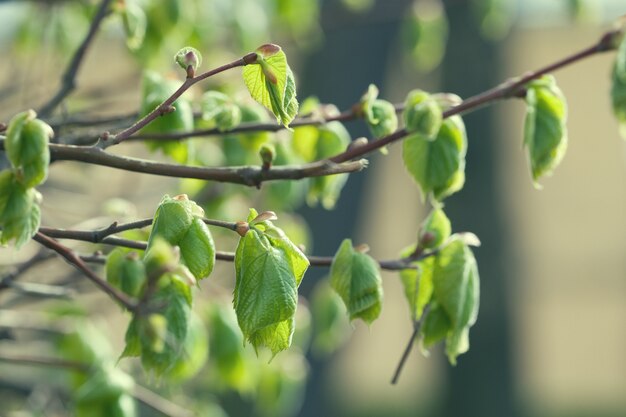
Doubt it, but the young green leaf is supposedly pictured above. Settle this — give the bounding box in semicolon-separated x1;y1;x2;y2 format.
523;75;568;186
360;84;398;140
398;244;434;321
242;44;299;127
166;314;209;380
120;1;146;51
403;89;442;138
201;90;242;131
431;239;480;364
420;301;451;349
330;239;383;324
234;208;309;356
122;274;192;376
147;195;215;280
402;0;448;73
5;110;52;188
0;171;41;248
611;35;626;139
105;249;146;297
310;279;351;356
402;115;467;201
419;207;451;249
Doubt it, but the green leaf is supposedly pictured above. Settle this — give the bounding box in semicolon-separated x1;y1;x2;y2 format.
201;91;242;131
419;207;451;249
5;110;52;188
105;249;146;298
398;244;434;320
403;89;442;138
0;171;41;248
329;239;383;324
242;44;298;127
432;239;480;364
471;0;514;41
420;301;451;349
122;274;193;376
307;122;351;209
234;209;309;356
120;2;146;51
611;36;626;139
310;279;351;356
147;195;215;280
166;313;209;380
402;0;448;73
140;71;194;163
523;75;568;186
207;304;254;392
366;99;398;139
402;115;467;201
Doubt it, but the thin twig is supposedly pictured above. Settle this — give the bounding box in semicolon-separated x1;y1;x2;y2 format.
102;53;257;147
38;0;114;116
32;232;137;311
391;305;431;385
0;250;54;293
38;227;436;271
330;28;622;164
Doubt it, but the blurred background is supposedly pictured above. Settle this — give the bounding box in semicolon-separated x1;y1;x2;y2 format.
0;0;625;416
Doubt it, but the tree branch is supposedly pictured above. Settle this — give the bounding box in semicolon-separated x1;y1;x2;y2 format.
33;141;366;186
37;0;114;117
32;232;137;311
329;28;622;164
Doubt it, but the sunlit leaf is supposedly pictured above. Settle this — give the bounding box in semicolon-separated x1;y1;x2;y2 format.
330;239;383;324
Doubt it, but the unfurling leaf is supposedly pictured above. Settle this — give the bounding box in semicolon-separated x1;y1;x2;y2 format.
105;249;146;297
147;194;215;280
403;89;442;138
140;71;194;163
122;274;192;376
419;207;451;249
201;91;242;131
330;239;383;324
234;208;309;356
523;75;568;186
430;238;480;364
174;46;202;73
402;115;467;201
398;244;434;321
5;109;52;188
0;171;41;248
242;44;299;127
360;84;398;140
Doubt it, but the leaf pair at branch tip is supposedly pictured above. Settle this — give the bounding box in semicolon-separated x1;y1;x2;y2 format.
243;44;299;128
233;208;309;357
360;84;398;145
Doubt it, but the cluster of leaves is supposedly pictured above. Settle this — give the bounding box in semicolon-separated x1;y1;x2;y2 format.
0;110;52;247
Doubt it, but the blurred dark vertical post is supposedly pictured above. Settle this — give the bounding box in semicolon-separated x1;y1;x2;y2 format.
438;1;517;416
297;0;412;416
